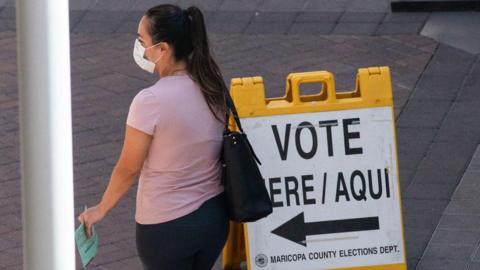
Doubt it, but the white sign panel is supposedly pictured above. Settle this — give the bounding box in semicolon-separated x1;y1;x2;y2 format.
242;106;405;270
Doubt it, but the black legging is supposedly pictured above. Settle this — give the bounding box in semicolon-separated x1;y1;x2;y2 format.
136;191;230;270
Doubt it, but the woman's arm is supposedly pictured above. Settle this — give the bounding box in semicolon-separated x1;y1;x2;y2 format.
78;125;153;238
98;163;140;217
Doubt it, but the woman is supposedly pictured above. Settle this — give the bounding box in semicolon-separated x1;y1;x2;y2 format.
77;4;230;270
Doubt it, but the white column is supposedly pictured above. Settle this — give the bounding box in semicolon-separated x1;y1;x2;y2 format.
15;0;75;269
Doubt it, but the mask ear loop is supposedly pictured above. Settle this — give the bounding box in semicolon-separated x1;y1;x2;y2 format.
153;54;162;64
145;41;162;50
145;41;163;63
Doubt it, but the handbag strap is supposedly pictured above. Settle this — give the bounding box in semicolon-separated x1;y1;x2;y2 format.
224;90;244;133
224;90;262;165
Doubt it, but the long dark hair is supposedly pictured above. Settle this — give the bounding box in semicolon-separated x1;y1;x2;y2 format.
144;4;227;124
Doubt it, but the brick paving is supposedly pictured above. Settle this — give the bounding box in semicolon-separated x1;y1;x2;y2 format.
1;0;480;269
416;145;480;270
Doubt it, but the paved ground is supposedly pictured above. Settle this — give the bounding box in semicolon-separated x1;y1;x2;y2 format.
1;1;480;270
421;11;480;54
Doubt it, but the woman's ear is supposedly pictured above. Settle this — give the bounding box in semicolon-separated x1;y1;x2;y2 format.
159;41;170;53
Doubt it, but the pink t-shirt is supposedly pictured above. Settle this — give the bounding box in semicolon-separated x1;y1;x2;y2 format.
126;74;225;225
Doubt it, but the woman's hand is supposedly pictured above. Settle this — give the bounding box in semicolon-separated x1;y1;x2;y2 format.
77;204;105;239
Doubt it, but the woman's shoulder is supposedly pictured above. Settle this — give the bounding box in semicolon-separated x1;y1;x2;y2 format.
132;87;158;106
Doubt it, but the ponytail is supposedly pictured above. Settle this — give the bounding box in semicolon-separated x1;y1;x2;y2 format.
185;6;228;124
144;4;228;124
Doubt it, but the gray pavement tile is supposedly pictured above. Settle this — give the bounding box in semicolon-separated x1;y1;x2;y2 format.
402;198;449;216
426;44;475;73
201;10;216;24
69;10;86;31
258;0;308;12
404;182;457;200
120;11;144;22
244;21;291;34
421;12;480;55
469;262;480;270
418;42;438;54
399;168;416;191
90;0;136;11
409;144;480;269
0;212;21;230
0;18;14;31
0;147;16;166
69;0;98;10
287;22;335;35
346;0;391;12
332;22;378;35
454;160;480;187
404;226;435;261
430;229;480;246
396;99;452;128
470;150;480;172
392;84;412;116
396;127;436;170
438;214;480;231
130;0;175;11
473;247;480;262
81;10;129;22
383;34;438;50
251;11;297;23
418;141;477;176
392;68;421;90
82;72;150;94
73;20;123;34
408;258;419;270
375;22;424;35
338;11;386;23
411;72;470;101
382;12;431;23
458;57;480;103
0;197;20;217
475;146;480;158
116;20;140;34
388;43;434;60
73;129;117;149
0;6;14;31
208;21;250;34
0;6;13;18
176;0;224;11
295;11;342;23
409;162;460;187
0;162;19;182
211;11;254;23
218;0;263;11
416;258;468;270
99;256;143;270
422;243;476;261
451;174;480;201
0;246;22;269
421;56;475;78
445;200;480;216
403;210;443;229
434;100;480;143
302;0;351;12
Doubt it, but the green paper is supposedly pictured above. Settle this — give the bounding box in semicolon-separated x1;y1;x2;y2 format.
75;222;98;268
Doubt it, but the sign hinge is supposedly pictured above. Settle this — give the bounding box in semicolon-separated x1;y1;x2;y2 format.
367;67;382;75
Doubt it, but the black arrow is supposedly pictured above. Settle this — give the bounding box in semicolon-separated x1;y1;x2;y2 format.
271;212;380;247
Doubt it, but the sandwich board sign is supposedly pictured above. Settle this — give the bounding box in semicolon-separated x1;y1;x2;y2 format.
222;67;407;270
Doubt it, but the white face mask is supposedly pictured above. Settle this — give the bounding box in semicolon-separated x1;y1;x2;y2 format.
133;38;162;74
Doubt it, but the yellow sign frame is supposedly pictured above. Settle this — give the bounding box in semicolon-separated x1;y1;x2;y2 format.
222;66;407;270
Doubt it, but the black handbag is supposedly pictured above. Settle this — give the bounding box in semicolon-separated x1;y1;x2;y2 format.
220;90;273;223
